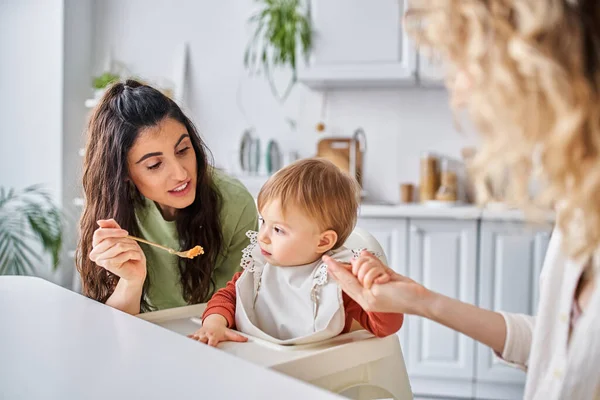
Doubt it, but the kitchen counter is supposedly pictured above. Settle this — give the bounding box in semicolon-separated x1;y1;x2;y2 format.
359;203;481;219
359;203;555;223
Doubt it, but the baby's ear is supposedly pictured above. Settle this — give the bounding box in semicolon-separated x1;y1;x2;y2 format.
317;230;338;253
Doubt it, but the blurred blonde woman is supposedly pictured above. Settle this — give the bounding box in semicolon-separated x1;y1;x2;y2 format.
324;1;600;398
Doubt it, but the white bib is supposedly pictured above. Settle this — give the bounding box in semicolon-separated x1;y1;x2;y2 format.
234;231;367;345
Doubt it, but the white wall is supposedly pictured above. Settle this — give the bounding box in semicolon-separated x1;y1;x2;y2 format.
61;0;93;289
0;0;64;282
0;0;92;286
298;88;475;202
0;0;64;198
92;0;476;204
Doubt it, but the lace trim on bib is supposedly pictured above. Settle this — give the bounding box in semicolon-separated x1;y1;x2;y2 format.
351;248;384;261
310;263;329;324
240;230;262;306
309;248;384;324
240;231;259;272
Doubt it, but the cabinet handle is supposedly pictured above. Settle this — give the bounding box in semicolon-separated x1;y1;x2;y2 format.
410;225;421;234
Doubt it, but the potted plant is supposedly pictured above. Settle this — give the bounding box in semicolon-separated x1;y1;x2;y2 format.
244;0;313;102
92;71;120;99
0;185;63;275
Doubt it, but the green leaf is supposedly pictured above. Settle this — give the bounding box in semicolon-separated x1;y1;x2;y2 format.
93;72;120;89
12;255;34;276
0;231;13;275
0;185;64;275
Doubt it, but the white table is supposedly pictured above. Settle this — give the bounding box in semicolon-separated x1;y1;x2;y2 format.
0;276;343;400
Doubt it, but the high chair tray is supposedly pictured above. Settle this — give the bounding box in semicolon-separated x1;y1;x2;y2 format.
138;303;408;384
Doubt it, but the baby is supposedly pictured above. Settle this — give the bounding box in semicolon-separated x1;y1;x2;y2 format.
189;158;404;346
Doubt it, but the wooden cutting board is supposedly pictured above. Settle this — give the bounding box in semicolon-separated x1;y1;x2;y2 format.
316;137;363;186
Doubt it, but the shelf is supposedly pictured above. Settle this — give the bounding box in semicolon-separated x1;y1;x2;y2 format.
298;63;417;90
73;197;85;207
85;98;97;108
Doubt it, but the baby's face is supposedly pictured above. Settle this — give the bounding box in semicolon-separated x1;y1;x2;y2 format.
257;200;326;267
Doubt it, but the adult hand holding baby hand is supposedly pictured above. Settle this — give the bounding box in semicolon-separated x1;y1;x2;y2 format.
323;250;432;317
348;251;392;289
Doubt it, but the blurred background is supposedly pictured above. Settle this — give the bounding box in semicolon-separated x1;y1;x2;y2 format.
2;2;545;399
0;0;474;280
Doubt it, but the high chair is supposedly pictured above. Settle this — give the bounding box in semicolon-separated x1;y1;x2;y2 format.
138;227;413;399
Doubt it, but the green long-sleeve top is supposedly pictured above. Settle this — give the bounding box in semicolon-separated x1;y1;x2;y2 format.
134;170;258;310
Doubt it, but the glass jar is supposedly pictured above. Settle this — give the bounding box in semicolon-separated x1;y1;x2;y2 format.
436;158;458;202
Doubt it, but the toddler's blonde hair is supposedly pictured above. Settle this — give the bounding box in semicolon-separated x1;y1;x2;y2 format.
257;158;360;249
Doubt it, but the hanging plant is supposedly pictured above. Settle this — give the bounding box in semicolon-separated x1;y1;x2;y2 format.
244;0;313;103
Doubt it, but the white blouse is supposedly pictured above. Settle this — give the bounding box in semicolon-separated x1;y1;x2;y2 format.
498;228;600;399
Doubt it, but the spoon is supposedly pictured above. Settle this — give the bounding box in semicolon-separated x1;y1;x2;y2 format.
127;235;204;259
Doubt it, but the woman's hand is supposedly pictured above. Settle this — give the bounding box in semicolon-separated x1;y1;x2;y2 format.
188;314;248;347
89;219;147;283
323;250;431;316
325;251;509;354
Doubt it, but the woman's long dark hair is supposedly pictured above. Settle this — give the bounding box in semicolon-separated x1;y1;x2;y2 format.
76;80;223;311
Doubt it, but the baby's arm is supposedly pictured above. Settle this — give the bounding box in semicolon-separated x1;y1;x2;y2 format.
188;272;247;346
343;293;404;337
342;252;403;337
188;314;247;347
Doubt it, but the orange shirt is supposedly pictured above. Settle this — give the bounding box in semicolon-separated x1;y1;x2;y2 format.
203;271;404;338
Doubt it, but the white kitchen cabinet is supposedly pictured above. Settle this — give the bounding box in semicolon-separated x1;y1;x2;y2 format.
297;0;417;89
356;218;409;354
406;218;478;399
355;210;554;399
475;221;552;400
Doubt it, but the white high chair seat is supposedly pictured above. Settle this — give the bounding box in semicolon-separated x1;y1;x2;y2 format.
343;226;389;265
138;228;413;399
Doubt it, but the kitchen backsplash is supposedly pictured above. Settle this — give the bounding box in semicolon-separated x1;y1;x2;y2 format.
223;87;477;204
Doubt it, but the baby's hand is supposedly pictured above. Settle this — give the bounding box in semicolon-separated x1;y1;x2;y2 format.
187;314;248;347
350;250;391;290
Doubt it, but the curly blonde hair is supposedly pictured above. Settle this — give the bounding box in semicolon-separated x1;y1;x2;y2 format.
406;0;600;260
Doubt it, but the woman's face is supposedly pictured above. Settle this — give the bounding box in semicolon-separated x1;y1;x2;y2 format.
127;117;198;220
